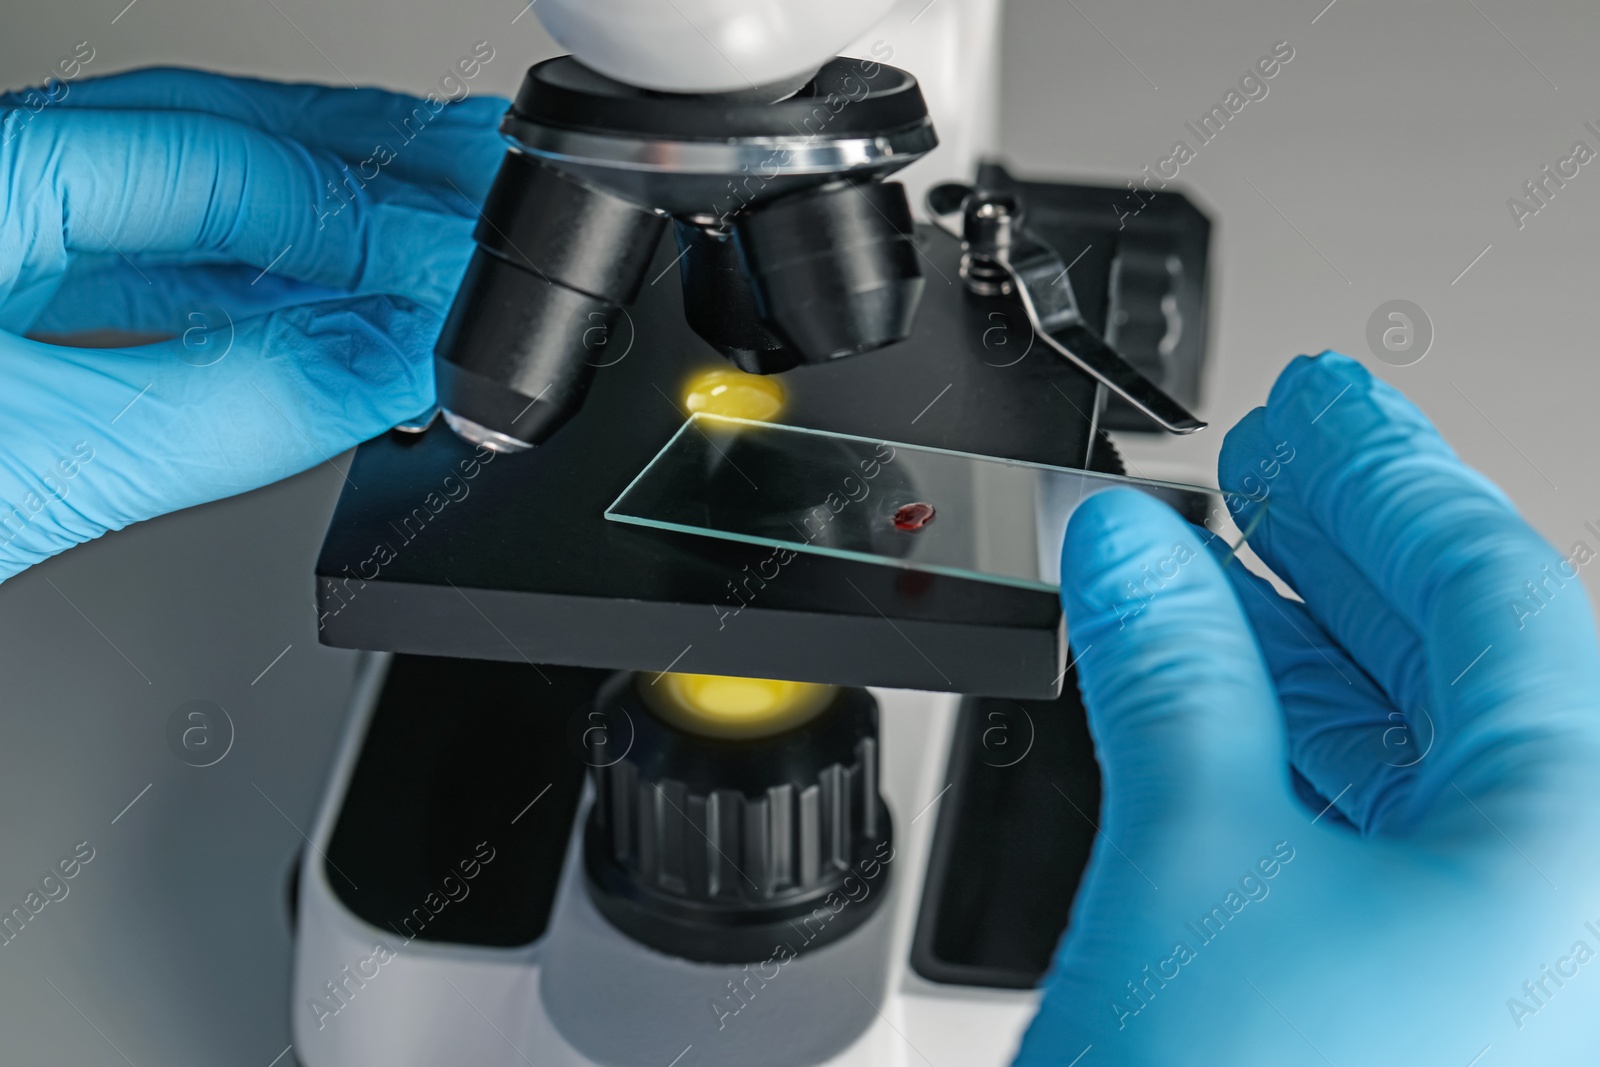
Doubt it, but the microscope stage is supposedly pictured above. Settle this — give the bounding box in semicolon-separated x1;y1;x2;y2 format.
315;225;1097;699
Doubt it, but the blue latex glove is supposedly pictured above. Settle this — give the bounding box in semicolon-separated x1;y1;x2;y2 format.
1017;352;1600;1064
0;68;506;580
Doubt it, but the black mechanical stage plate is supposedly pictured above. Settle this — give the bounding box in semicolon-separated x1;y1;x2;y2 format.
315;225;1103;699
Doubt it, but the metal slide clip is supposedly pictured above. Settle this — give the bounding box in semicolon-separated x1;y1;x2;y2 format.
929;183;1206;435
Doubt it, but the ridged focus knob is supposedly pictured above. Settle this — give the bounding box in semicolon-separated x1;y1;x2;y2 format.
583;674;892;963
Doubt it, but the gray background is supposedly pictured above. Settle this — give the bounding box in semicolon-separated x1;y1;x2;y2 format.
0;0;1595;1063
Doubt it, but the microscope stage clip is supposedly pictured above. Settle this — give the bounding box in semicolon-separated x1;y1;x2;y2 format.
941;184;1207;436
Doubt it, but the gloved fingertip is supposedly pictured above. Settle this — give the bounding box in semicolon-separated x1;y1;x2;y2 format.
1059;489;1204;620
1057;487;1291;830
393;405;440;433
262;294;438;431
1217;406;1276;519
444;93;510;123
1266;349;1369;412
1309;348;1363;371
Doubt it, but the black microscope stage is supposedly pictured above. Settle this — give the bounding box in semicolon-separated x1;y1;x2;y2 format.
313;171;1210;700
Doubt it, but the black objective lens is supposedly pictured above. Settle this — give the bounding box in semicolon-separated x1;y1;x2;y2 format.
433;152;666;451
673;223;801;375
673;181;925;375
734;180;924;365
434;56;936;449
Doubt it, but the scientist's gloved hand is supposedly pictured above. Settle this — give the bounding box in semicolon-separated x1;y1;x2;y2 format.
1017;352;1600;1065
0;67;506;581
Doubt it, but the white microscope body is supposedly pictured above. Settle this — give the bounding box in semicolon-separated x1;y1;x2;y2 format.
290;5;1213;1065
532;0;1005;216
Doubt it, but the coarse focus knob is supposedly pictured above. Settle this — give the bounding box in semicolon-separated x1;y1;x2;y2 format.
583;673;893;964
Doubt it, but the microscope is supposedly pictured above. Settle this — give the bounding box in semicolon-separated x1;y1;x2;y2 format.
289;1;1214;1063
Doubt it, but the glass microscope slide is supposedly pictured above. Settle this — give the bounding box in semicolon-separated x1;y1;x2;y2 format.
606;414;1237;593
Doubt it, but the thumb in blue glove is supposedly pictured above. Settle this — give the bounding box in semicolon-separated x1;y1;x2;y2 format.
1016;352;1600;1065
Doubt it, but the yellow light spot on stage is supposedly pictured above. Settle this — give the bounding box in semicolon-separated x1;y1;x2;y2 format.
682;368;785;422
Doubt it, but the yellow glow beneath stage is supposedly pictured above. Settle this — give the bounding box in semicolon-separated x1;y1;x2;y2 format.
647;672;835;738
